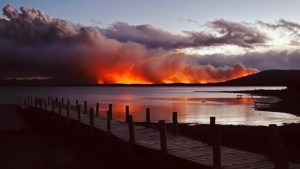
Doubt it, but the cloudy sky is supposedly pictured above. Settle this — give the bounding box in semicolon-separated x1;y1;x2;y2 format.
0;1;300;84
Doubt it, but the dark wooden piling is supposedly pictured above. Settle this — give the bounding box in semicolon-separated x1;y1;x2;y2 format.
210;117;216;137
172;112;178;136
58;102;62;115
39;98;42;108
34;98;36;107
47;96;50;104
146;108;151;128
128;115;135;144
67;99;70;107
30;97;33;106
51;102;55;113
75;100;79;110
77;105;81;122
159;120;167;153
269;124;289;169
125;105;130;123
23;100;27;109
212;128;221;169
61;98;64;108
109;104;113;120
55;97;58;106
66;103;70;124
66;104;70;118
89;108;95;128
96;102;99;116
44;99;47;110
84;101;87;114
107;111;111;138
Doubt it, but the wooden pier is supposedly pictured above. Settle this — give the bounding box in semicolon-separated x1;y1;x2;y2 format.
18;97;300;169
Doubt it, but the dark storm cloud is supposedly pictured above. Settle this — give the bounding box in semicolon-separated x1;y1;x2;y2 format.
205;19;268;47
258;19;300;34
195;50;300;71
101;19;268;49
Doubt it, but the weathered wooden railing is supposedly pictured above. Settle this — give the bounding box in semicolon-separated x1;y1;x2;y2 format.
17;97;300;169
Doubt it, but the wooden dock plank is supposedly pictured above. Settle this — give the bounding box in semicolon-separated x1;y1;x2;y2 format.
31;105;300;169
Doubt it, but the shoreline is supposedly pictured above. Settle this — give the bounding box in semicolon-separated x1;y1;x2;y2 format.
227;89;300;116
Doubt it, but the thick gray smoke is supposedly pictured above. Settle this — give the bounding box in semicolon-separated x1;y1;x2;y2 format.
0;4;258;84
101;20;268;49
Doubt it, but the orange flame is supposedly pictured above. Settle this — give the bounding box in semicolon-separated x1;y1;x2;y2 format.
89;40;258;85
96;65;257;84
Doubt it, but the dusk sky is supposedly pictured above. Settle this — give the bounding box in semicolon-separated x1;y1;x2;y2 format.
1;1;300;84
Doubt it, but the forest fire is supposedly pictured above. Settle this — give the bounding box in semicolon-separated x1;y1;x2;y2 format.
96;63;258;84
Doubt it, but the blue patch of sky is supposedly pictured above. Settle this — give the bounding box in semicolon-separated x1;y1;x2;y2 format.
1;0;300;33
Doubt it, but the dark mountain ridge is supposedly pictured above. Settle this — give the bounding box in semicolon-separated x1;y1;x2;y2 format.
222;70;300;86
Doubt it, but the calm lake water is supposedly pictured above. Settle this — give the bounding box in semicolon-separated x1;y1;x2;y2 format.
1;86;299;126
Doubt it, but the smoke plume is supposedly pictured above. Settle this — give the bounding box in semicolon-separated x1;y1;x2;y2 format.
0;5;258;84
102;20;267;49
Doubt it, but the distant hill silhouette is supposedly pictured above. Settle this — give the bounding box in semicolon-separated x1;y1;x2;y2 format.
222;70;300;86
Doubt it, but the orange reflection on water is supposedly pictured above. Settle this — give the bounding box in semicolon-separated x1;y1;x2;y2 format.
91;97;256;123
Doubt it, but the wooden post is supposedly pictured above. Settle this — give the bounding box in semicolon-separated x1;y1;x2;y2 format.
58;102;62;115
96;102;99;116
269;124;289;169
66;104;70;118
107;111;111;138
76;100;79;110
47;96;50;104
55;97;58;106
61;98;64;108
39;98;42;108
27;97;30;107
212;128;221;169
23;100;25;108
109;104;113;120
159;120;167;153
34;98;37;108
210;117;216;134
84;101;87;114
77;105;81;122
146;108;150;128
172;112;178;136
30;97;33;106
128;115;135;144
44;99;47;110
89;108;95;128
108;104;113;120
125;105;130;123
51;102;55;113
66;103;70;124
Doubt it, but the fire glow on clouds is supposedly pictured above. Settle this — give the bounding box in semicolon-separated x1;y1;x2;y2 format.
0;4;300;84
